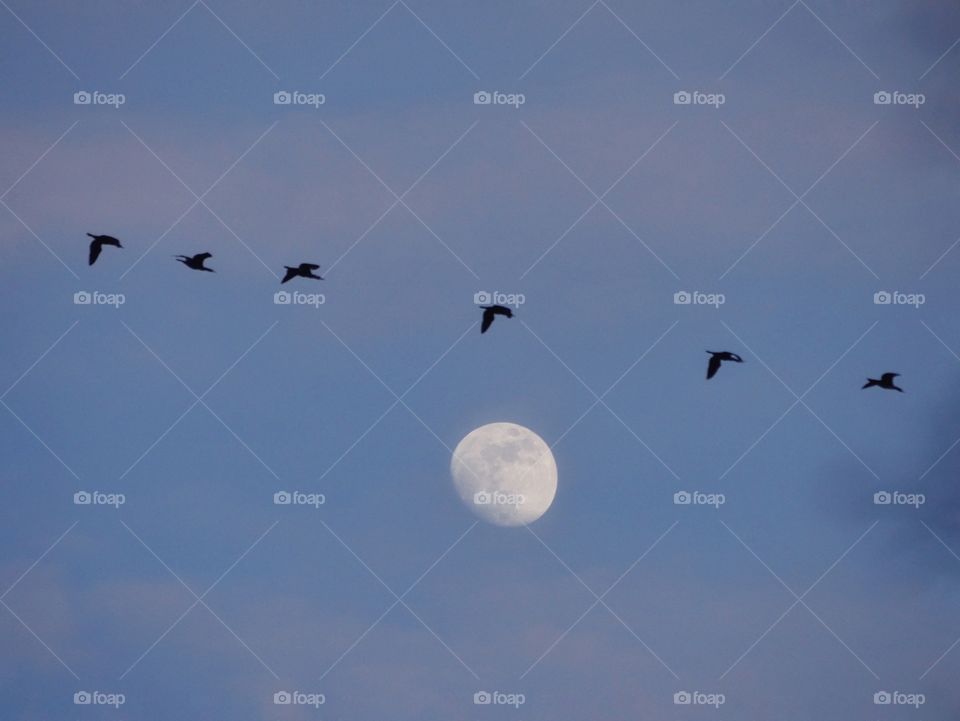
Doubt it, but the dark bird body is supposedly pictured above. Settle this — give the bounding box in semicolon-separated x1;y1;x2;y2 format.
86;233;122;265
281;263;323;284
862;372;903;392
175;252;215;272
480;305;513;334
706;350;743;379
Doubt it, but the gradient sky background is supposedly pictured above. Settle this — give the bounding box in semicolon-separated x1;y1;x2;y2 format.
3;1;960;719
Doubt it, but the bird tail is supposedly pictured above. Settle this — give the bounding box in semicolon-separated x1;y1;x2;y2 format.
862;379;877;389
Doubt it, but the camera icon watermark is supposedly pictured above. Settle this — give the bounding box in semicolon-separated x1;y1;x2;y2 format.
674;690;725;707
873;690;925;707
473;490;526;508
74;690;125;707
74;90;125;108
273;90;325;108
873;491;925;508
673;90;725;108
473;690;525;708
873;290;924;308
673;290;725;308
473;90;525;108
273;490;325;508
673;490;725;508
74;290;125;308
873;90;925;108
74;490;126;508
274;290;325;307
273;690;325;707
473;290;525;308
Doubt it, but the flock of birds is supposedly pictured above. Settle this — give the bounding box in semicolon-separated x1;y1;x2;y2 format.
84;232;905;390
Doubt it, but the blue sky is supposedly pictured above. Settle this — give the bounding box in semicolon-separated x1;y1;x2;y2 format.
3;1;960;719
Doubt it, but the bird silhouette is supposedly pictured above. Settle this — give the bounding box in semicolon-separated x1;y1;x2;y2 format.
175;252;215;272
480;305;513;334
862;372;903;392
281;263;323;284
87;233;122;265
706;350;743;380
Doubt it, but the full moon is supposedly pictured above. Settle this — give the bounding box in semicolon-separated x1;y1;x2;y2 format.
450;422;558;527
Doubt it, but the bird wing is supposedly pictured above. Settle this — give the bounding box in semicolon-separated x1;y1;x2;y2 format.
195;252;212;261
281;268;297;284
706;355;721;379
481;308;494;333
881;373;899;382
89;240;102;265
302;263;320;271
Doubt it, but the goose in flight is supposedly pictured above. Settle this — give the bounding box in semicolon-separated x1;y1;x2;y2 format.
175;252;215;272
480;305;513;334
706;351;743;380
862;372;903;392
87;233;122;265
281;263;323;284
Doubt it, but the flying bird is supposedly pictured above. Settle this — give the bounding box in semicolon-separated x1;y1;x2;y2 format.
862;372;903;392
706;350;743;380
480;304;513;334
174;252;215;272
87;233;122;265
281;263;323;284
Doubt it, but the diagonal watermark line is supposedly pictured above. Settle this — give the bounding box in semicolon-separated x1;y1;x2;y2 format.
119;322;279;480
1;522;78;600
719;0;799;80
324;120;479;276
520;120;680;279
920;36;960;80
320;520;479;680
1;598;81;679
720;520;879;680
920;235;960;280
121;520;280;679
0;399;81;480
120;521;279;679
597;0;679;79
119;120;279;280
797;0;878;79
120;0;201;79
919;521;960;679
398;1;480;80
916;322;960;481
198;0;280;79
520;120;678;279
2;321;79;399
0;199;80;279
0;0;80;79
320;1;399;80
521;521;679;678
318;120;480;279
719;321;879;480
519;319;681;480
719;120;879;280
1;121;79;200
316;321;476;481
519;0;600;80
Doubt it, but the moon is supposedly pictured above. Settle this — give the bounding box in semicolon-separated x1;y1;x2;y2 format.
450;422;557;527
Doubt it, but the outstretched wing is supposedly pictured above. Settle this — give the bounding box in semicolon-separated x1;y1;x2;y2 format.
881;373;899;382
481;308;494;334
281;267;297;284
195;252;212;261
302;263;320;271
706;355;721;379
89;240;102;265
